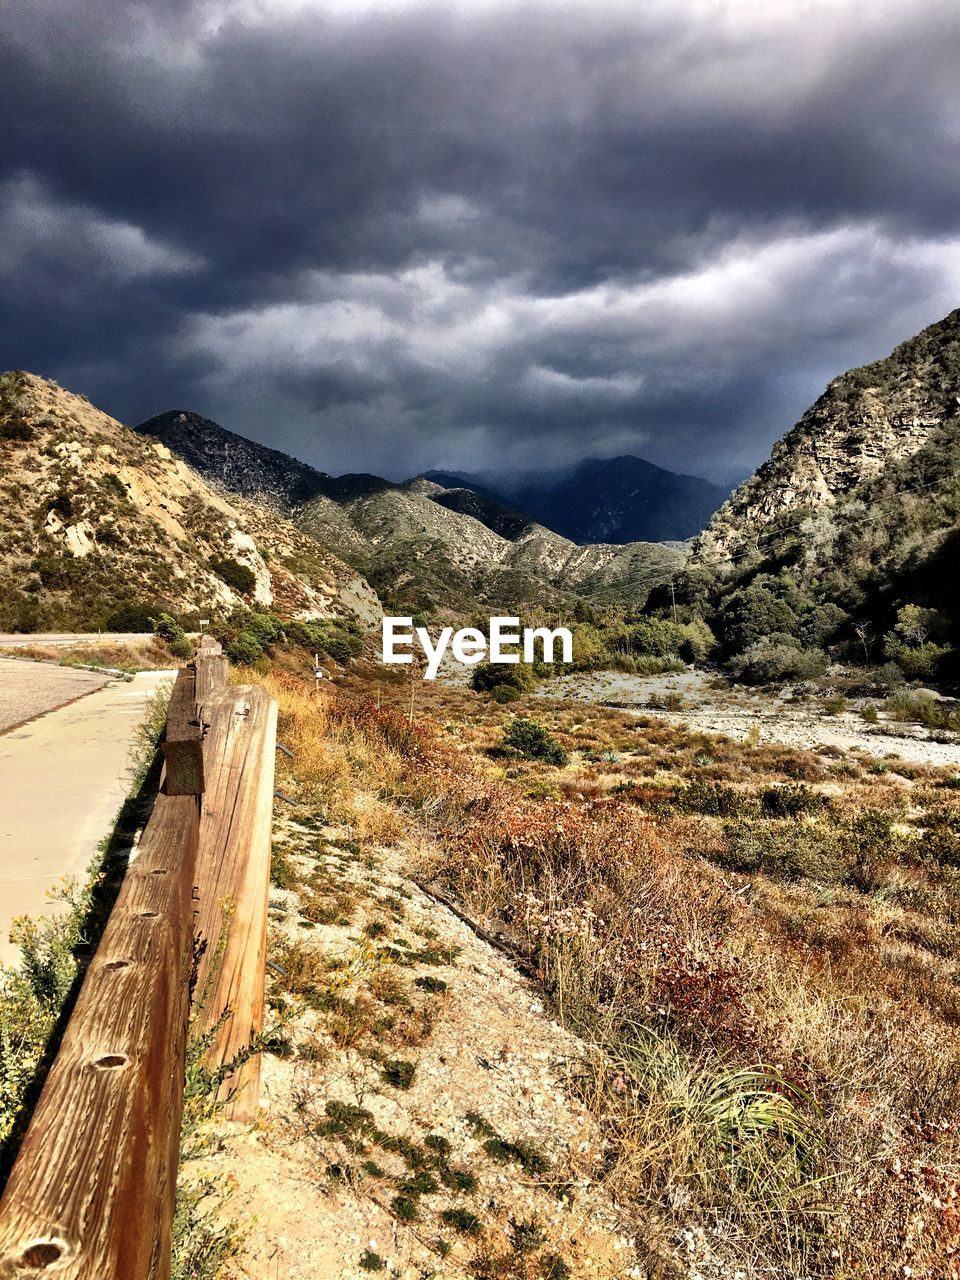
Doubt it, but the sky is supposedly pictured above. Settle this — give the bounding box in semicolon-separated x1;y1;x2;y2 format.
2;0;960;484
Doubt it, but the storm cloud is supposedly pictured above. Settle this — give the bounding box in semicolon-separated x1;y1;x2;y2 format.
2;0;959;480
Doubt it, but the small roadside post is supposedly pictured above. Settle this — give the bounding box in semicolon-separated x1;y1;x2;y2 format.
314;653;328;696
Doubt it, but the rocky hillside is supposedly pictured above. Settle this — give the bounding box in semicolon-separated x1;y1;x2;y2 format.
137;413;685;615
0;373;379;632
694;308;960;567
680;309;960;670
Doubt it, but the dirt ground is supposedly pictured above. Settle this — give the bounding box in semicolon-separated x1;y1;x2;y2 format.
194;814;645;1280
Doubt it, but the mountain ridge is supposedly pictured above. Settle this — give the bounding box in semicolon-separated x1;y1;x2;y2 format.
693;308;960;569
136;413;685;615
419;457;728;544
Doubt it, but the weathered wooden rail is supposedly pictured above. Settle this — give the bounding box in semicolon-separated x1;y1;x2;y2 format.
0;638;278;1279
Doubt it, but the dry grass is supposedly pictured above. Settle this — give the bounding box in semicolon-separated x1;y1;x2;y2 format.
5;637;181;671
248;666;960;1279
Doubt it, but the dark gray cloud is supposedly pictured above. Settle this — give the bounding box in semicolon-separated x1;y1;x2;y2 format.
2;0;960;482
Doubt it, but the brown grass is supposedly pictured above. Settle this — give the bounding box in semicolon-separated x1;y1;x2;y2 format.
251;666;960;1279
5;637;181;671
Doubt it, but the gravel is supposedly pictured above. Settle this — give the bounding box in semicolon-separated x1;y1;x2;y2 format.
534;668;960;768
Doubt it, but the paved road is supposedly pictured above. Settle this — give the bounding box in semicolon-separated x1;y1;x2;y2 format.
0;633;152;648
0;661;112;733
0;669;176;966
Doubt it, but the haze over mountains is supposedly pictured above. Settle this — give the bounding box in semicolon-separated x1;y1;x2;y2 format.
422;458;729;544
137;412;727;547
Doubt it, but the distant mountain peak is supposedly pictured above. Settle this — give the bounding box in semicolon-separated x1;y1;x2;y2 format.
137;410;330;511
417;454;728;544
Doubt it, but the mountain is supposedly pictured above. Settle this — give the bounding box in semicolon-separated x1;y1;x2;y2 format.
684;307;960;665
0;373;379;632
694;309;960;568
419;458;728;544
137;410;392;510
509;456;729;543
419;470;509;507
136;415;685;615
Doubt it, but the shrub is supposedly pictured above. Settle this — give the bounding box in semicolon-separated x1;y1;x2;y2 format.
885;691;960;732
570;623;606;667
799;603;848;648
678;618;717;663
612;617;714;663
491;684;522;704
323;634;353;664
877;661;905;689
103;602;158;632
286;619;334;651
0;420;35;442
209;557;256;595
720;585;799;651
31;554;82;589
673;780;754;818
760;784;830;819
239;611;283;645
727;641;827;685
226;630;263;665
634;655;686;676
49;490;74;519
381;1059;416;1089
720;821;845;881
100;472;127;499
154;612;185;643
503;718;568;766
286;618;363;662
168;635;194;660
844;809;900;892
624;617;685;658
884;638;952;680
920;810;960;867
471;661;535;697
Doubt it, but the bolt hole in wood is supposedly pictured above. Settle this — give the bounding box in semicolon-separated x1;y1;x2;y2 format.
92;1054;128;1070
17;1240;63;1269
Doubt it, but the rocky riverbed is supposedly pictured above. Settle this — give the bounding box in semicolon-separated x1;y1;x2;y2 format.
533;668;960;769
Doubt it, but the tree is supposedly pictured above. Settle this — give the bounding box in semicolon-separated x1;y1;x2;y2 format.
209;557;256;595
720;585;799;652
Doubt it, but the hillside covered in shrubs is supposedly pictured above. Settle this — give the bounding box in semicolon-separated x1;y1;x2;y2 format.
0;371;379;633
662;310;960;687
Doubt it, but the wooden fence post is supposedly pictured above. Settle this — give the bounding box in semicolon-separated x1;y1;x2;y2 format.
0;792;200;1280
193;685;278;1121
160;667;204;797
